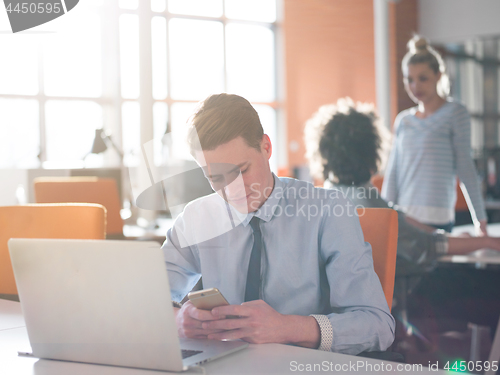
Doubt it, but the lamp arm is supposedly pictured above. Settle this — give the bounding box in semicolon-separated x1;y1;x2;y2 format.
104;135;124;160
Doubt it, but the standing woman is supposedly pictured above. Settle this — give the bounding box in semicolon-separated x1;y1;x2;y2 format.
381;36;487;234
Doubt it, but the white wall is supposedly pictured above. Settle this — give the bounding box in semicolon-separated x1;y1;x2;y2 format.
419;0;500;43
0;170;28;206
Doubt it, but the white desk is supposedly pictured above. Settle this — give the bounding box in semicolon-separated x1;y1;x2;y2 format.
123;218;174;242
439;249;500;267
0;299;25;331
123;218;173;238
0;300;450;375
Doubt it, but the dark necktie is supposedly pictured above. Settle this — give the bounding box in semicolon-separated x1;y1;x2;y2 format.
244;216;262;301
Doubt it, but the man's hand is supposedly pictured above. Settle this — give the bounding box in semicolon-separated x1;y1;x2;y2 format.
201;300;321;348
174;301;226;339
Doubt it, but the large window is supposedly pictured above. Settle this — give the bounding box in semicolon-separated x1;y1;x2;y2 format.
0;0;281;171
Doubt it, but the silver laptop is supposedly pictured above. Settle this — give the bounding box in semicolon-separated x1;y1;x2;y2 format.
8;238;247;372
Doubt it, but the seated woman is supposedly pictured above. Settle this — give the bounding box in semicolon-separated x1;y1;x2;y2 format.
304;97;500;336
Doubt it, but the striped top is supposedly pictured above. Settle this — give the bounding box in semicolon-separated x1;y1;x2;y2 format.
381;99;486;225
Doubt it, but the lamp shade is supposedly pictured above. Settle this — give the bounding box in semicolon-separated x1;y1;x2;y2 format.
90;129;108;154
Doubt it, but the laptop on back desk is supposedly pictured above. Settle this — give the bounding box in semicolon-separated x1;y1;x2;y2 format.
8;238;247;372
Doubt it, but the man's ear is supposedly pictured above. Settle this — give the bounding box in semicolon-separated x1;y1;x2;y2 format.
261;134;272;160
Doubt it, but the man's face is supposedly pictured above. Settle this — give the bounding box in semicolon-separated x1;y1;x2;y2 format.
195;135;274;213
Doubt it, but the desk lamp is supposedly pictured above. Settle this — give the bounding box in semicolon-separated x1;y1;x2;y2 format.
89;129;124;161
86;129;132;220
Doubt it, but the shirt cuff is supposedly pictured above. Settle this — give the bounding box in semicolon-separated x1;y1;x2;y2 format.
434;230;449;255
310;314;333;351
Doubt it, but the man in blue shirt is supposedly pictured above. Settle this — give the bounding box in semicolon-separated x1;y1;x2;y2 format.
162;94;395;354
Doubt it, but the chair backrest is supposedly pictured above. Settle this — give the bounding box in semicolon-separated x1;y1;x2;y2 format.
370;174;384;193
357;208;398;310
0;203;106;296
33;177;123;235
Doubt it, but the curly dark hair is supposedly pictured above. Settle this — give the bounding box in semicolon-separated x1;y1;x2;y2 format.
305;98;388;186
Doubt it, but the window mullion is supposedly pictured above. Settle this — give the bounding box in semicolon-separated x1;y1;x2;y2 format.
165;12;172;130
138;0;154;148
222;2;228;93
38;43;47;164
103;0;123;163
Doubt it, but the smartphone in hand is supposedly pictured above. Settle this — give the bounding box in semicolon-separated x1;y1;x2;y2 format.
187;288;239;318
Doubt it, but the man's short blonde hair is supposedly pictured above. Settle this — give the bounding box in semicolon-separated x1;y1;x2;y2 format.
187;94;264;154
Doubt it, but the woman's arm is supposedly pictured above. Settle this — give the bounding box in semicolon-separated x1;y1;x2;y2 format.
400;211;499;261
447;236;500;255
381;116;402;205
452;104;487;234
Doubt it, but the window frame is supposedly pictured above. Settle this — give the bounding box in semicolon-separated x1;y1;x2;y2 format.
0;0;285;171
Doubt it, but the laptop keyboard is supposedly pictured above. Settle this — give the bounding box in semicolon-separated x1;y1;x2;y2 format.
181;349;203;359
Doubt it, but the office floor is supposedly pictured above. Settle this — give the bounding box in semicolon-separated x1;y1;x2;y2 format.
393;318;496;374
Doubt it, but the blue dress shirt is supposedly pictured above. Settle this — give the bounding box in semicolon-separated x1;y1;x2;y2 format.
162;174;395;354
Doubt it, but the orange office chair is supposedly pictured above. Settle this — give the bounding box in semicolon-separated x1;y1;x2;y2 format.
357;207;398;310
33;176;123;237
370;174;384;193
0;203;106;298
355;207;404;363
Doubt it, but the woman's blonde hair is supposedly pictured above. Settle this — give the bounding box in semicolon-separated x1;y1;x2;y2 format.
402;35;450;98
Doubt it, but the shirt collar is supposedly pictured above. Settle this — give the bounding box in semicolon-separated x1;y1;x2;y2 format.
242;173;283;226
